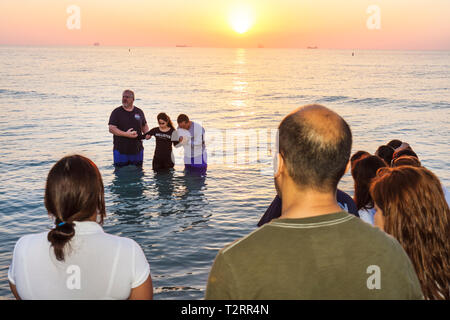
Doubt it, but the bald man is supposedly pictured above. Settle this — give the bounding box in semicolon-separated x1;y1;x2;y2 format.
108;90;150;167
206;104;423;299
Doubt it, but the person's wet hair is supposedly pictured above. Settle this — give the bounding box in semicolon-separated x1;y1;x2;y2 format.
278;104;352;192
387;139;402;149
177;114;189;124
351;155;387;211
375;145;394;165
392;155;421;167
157;112;175;130
46;155;106;261
370;166;450;300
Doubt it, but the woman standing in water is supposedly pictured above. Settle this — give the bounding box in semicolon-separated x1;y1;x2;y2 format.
146;113;180;171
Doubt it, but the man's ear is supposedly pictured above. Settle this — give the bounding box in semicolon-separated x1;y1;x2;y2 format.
274;153;284;178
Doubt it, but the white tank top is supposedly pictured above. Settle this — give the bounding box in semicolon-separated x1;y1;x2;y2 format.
8;221;150;300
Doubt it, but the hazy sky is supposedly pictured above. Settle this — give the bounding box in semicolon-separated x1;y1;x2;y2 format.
1;0;449;49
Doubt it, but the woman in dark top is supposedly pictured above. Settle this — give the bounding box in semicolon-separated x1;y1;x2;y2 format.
146;113;180;171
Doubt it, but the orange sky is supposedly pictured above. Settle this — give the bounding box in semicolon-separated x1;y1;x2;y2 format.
1;0;449;49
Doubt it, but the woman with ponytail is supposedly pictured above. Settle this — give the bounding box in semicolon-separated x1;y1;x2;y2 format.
145;113;181;171
8;155;153;299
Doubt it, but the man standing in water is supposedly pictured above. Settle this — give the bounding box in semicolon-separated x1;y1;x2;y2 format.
108;90;150;167
177;114;207;175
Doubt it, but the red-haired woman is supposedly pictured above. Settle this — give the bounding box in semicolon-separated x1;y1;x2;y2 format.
370;166;450;300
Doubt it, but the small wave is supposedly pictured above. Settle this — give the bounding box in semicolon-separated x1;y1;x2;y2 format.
316;95;349;103
267;94;310;100
397;101;450;110
348;97;390;105
0;88;48;99
260;92;282;98
0;89;84;102
0;159;54;169
158;72;176;76
0;124;38;132
402;103;429;109
431;102;450;109
191;88;213;93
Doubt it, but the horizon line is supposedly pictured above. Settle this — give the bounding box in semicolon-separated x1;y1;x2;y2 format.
1;43;449;51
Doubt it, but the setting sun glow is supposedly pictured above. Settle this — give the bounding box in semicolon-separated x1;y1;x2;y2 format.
0;0;449;49
229;5;255;34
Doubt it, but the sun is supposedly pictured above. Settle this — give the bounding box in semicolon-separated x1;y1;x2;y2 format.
229;5;255;34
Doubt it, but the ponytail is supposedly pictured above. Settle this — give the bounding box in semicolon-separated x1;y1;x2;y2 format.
47;221;76;261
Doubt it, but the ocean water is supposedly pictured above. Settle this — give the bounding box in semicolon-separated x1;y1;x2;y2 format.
0;47;448;299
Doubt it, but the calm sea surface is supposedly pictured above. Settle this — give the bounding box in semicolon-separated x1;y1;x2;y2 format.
0;47;449;299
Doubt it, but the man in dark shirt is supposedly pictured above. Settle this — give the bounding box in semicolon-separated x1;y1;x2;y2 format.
108;90;150;167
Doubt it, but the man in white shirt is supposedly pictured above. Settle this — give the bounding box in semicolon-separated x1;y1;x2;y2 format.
177;114;207;175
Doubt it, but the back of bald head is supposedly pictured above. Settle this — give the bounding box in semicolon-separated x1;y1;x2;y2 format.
278;104;352;192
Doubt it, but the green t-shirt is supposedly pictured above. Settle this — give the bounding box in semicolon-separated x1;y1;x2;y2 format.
206;211;423;300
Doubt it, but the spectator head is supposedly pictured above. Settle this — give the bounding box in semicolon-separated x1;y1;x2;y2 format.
351;155;387;211
275;104;352;196
375;145;395;165
391;148;419;165
350;151;371;169
387;139;402;149
370;166;450;300
396;142;412;151
177;114;190;130
45;155;106;261
392;155;421;168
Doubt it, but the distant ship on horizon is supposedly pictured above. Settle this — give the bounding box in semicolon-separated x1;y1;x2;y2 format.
93;42;100;46
307;46;318;49
176;44;190;47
